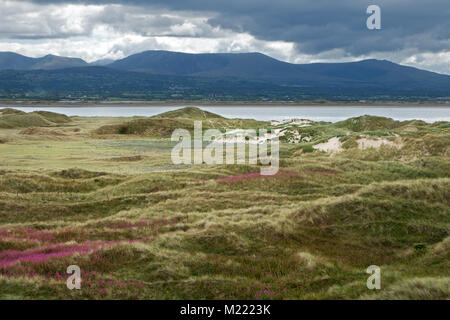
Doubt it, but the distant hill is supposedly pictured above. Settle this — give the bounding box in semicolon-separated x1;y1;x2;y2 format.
90;59;115;66
0;52;88;70
31;55;87;70
107;50;450;91
0;65;449;101
1;50;450;101
108;51;292;78
0;52;36;70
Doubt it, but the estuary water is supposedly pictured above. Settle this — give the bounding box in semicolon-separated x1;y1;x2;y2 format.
6;104;450;123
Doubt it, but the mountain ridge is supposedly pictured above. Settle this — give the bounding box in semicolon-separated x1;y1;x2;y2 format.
106;50;450;80
0;50;449;101
0;52;88;70
104;50;450;91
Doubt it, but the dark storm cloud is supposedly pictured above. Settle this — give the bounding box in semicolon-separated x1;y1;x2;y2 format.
19;0;450;55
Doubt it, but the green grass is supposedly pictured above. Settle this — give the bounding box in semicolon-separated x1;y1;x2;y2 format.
151;106;225;119
0;108;72;129
94;107;267;138
335;115;401;131
0;107;448;300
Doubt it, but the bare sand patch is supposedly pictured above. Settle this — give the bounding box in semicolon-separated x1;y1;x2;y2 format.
313;137;343;154
357;137;403;150
313;136;403;154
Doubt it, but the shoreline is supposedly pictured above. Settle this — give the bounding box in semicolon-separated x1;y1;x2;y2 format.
2;105;450;123
1;100;450;107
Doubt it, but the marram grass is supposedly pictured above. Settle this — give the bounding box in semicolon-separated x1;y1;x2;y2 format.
0;107;448;300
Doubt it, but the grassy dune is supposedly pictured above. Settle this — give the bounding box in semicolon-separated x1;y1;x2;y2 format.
0;107;448;300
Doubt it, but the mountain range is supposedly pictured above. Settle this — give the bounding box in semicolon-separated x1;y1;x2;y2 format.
108;51;450;88
0;52;88;70
0;50;449;101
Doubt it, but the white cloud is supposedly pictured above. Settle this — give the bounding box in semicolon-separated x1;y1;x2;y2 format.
401;51;450;75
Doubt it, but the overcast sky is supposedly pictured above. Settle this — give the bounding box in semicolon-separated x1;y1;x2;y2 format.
0;0;449;74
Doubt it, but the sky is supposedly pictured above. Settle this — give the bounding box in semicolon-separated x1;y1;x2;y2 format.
0;0;449;74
